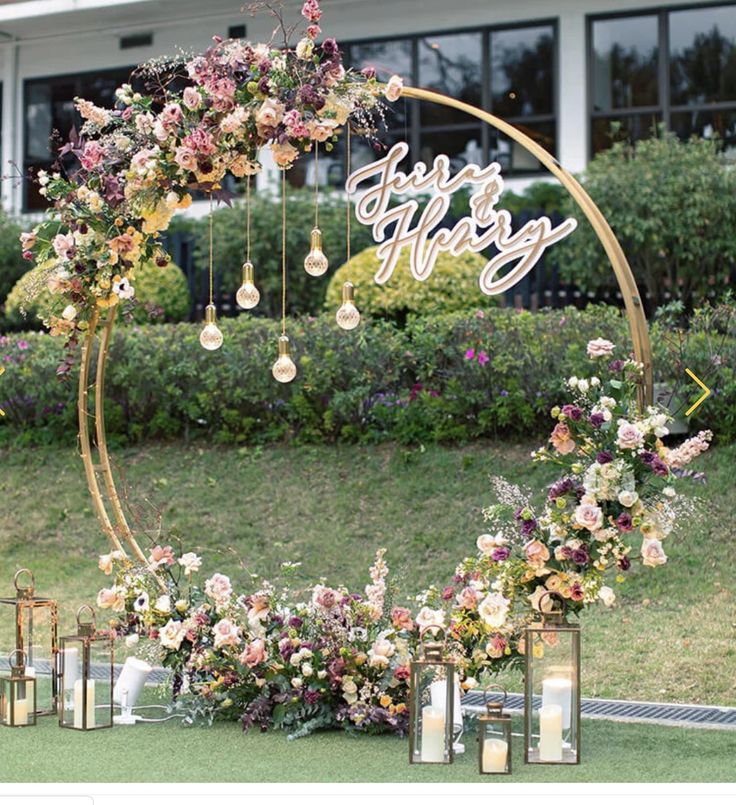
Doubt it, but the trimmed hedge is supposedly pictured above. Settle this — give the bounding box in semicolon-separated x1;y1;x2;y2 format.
0;303;733;446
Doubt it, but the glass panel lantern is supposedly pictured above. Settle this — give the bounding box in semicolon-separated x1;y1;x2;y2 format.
59;606;114;731
524;593;581;764
478;685;512;774
0;650;37;727
0;568;58;715
409;626;455;765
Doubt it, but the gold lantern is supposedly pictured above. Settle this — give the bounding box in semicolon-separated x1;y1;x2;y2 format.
0;568;58;715
409;626;455;765
524;592;581;764
59;606;114;731
0;650;37;727
478;685;512;774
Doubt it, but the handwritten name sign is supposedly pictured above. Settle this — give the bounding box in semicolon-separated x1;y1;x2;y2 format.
346;141;577;295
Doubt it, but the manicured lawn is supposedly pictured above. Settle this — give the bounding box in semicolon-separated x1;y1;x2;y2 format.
0;440;734;705
0;712;734;783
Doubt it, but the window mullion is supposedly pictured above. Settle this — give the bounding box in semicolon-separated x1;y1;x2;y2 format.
659;9;670;131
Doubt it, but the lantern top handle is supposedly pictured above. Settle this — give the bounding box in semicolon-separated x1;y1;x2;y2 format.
8;648;27;673
538;590;568;623
419;625;447;662
76;605;97;636
13;568;35;599
483;683;507;714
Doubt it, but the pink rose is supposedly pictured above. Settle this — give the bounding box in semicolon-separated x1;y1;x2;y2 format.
616;421;643;450
80;141;106;170
525;539;550;569
182;127;216;156
212;618;240;649
52;232;76;259
586;338;615;358
456;586;481;610
240;638;267;668
204;573;233;608
255;98;285;133
641;538;667;567
322;63;345;87
161;103;183;127
574;502;604;532
391;606;414;631
174;146;197;172
183;87;202;110
307;118;337;142
148;545;175;568
384;74;404;102
486;633;507;659
20;231;36;251
312;584;338;610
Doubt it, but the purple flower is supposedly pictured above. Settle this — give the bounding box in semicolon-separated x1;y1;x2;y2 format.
360;66;377;79
596;450;614;464
321;37;339;58
491;546;510;562
499;389;509;397
589;412;605;429
288;616;303;628
464;348;475;360
561;404;583;421
616;513;633;532
571;548;589;565
618;556;631;571
651;457;669;477
520;518;538;537
477;351;489;366
608;359;625;372
304;689;321;705
639;451;655;465
549;477;574;499
16;340;29;351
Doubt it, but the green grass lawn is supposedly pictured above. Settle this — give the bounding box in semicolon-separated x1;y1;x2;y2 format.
0;713;734;783
0;440;735;706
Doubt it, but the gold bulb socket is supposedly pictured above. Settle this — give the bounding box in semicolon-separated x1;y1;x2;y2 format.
341;281;355;303
204;303;217;325
241;261;255;284
310;227;323;250
278;334;292;357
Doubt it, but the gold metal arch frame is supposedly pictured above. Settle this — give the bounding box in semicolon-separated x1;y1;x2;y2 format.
78;88;653;555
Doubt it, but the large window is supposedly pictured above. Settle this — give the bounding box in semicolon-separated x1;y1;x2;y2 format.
589;2;736;156
24;67;134;210
338;22;557;183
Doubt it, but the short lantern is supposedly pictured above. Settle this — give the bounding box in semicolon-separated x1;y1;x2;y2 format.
524;592;581;764
478;685;512;774
409;626;455;765
59;606;114;731
0;650;37;727
0;568;58;715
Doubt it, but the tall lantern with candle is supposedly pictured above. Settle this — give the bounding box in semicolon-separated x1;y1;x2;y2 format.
0;568;58;715
59;606;113;731
478;685;512;775
409;626;455;765
524;592;581;764
0;650;37;727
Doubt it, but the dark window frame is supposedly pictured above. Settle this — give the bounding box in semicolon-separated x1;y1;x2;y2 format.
344;17;559;177
587;1;736;157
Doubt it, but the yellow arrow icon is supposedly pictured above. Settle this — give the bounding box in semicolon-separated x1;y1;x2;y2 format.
684;368;711;416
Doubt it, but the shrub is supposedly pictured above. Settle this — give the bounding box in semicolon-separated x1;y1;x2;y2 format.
2;302;733;447
555;132;736;310
3;260;191;330
324;246;495;324
0;211;26;311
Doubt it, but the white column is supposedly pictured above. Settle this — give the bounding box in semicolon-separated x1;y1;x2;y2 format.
0;39;20;214
557;10;588;174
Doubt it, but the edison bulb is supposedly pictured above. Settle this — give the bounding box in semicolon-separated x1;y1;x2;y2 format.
199;304;223;351
336;281;361;331
272;334;297;383
236;261;260;310
304;227;329;277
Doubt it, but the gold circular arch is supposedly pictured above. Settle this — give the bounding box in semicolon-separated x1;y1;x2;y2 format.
78;89;653;557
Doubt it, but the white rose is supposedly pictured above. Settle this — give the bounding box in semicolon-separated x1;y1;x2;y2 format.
154;595;172;613
568;376;578;389
577;379;590;394
62;305;77;321
476;532;505;555
641;538;667;568
301;662;313;677
291;677;303;689
477;592;510;628
598;586;616;607
159;619;186;650
618;490;639;508
295;38;314;60
124;633;140;648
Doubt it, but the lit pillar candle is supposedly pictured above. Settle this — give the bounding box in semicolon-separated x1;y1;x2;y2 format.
482;737;508;773
538;703;563;761
430;678;462;733
74;678;96;729
420;705;446;762
62;647;79;702
12;696;28;726
542;676;572;730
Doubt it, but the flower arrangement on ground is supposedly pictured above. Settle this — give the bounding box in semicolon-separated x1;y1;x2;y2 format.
97;338;711;735
17;0;400;373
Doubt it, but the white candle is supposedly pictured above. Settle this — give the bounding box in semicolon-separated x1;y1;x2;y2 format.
62;647;79;691
25;666;36;679
73;678;96;729
429;679;462;731
113;657;152;708
482;737;508;773
542;676;572;730
538;703;563;761
12;696;28;726
420;705;446;762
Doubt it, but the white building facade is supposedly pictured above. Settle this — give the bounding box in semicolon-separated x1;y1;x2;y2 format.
0;0;734;214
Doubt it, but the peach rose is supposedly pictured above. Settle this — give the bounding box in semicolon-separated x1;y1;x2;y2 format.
240;638;267;668
384;74;404;102
525;539;550;568
549;422;575;454
641;538;667;567
271;141;300;168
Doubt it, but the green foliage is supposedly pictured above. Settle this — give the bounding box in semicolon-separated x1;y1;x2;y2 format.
0;211;26;311
3;260;191;330
499;181;566;216
2;302;733;446
324;246;494;324
193;190;374;317
555;132;736;309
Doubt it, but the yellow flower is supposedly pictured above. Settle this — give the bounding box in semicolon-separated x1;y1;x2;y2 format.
532;641;544;659
379;694;392;708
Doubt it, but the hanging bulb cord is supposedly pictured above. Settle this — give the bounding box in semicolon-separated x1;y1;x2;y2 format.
208;193;214;306
314;146;319;230
281;169;287;336
245;175;251;264
345;126;351;266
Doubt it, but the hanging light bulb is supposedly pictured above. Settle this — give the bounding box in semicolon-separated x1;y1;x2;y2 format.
199;303;223;351
236;261;260;309
336;281;361;331
272;334;297;383
304;227;329;277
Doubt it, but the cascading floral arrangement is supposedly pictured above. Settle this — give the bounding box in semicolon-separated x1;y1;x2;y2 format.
97;338;711;736
17;0;402;374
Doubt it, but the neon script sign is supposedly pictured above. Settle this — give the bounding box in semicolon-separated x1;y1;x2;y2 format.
346;142;577;294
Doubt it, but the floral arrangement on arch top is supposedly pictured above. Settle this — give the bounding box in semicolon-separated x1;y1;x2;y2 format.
18;0;403;374
96;338;712;736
